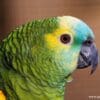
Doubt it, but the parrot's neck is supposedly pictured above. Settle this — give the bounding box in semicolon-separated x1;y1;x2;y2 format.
3;70;66;100
22;76;66;100
31;84;65;100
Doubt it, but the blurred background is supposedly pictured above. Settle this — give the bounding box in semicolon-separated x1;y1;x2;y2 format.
0;0;100;100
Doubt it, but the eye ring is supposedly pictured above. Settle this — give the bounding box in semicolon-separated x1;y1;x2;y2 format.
60;34;71;44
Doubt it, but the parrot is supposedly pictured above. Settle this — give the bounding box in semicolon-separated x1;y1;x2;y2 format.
0;16;99;100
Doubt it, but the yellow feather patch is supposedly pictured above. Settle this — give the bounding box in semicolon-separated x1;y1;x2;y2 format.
0;91;6;100
45;27;74;52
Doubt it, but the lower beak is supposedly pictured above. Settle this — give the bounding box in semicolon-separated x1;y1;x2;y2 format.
77;42;99;74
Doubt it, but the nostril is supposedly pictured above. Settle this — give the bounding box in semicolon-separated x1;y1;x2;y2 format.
84;40;93;46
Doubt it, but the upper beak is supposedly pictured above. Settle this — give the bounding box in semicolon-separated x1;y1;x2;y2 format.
77;39;99;74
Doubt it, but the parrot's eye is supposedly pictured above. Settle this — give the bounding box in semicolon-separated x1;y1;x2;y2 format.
60;34;71;44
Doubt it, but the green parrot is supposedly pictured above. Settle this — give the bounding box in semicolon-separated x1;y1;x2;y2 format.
0;16;99;100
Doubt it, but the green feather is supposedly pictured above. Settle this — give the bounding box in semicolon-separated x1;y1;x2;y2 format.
0;17;66;100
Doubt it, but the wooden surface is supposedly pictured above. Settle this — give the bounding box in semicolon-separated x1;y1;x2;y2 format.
0;0;100;100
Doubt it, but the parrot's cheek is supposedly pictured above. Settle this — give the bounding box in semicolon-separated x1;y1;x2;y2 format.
77;42;99;74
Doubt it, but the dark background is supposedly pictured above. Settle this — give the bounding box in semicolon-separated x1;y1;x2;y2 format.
0;0;100;100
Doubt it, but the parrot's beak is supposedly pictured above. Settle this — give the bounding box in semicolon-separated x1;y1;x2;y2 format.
77;38;99;74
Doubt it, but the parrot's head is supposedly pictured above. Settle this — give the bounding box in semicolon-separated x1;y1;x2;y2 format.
31;16;98;86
